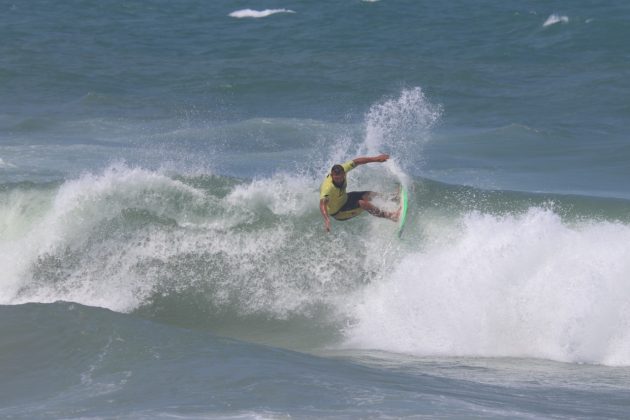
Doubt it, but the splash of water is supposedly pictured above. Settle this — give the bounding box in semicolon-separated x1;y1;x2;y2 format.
344;207;630;365
363;87;442;171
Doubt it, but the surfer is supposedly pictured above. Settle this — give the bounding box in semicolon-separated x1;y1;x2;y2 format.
319;154;399;232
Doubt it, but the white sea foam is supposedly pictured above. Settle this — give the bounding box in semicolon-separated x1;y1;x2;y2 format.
0;164;206;309
0;164;339;317
229;9;295;19
345;207;630;366
226;172;316;216
543;14;569;27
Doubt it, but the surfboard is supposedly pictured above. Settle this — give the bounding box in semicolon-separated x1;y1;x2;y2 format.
397;184;409;238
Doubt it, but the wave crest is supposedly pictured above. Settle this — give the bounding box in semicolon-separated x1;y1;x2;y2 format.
229;9;296;19
543;14;569;27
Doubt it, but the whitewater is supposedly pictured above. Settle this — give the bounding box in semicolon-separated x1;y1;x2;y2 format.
4;162;630;365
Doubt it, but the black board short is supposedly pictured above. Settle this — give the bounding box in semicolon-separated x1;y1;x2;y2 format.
331;191;368;220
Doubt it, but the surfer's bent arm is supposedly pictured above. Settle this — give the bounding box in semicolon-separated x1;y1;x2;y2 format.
352;154;389;166
320;198;331;232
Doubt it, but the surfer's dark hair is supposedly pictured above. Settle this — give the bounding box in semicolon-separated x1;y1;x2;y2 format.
331;164;345;175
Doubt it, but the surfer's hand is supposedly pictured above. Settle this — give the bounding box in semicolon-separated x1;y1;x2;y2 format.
374;154;389;163
324;218;331;233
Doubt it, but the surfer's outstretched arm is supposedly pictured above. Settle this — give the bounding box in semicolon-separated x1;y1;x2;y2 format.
320;198;331;232
352;154;389;166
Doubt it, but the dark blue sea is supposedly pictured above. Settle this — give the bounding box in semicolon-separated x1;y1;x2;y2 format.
2;1;630;418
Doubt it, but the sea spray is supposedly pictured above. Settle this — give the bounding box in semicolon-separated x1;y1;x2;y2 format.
363;87;442;172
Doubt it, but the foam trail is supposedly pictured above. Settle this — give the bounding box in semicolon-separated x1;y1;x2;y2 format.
229;9;295;19
345;207;630;366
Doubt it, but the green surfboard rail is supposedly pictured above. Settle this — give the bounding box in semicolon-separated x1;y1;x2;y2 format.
398;184;409;238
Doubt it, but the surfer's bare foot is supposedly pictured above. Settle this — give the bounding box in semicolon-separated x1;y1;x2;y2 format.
389;208;401;222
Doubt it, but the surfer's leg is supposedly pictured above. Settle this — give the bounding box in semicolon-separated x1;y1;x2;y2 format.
358;192;399;222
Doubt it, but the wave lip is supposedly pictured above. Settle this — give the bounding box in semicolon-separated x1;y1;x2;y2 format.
229;9;296;19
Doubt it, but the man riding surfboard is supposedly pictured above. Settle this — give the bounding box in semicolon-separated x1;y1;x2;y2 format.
319;154;399;232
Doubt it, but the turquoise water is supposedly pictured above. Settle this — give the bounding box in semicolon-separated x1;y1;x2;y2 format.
2;1;630;418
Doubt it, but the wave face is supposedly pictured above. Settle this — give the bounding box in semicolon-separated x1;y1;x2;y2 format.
5;302;628;419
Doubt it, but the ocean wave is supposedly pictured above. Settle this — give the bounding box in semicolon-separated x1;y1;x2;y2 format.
3;84;630;365
229;9;296;19
3;164;630;366
0;164;363;319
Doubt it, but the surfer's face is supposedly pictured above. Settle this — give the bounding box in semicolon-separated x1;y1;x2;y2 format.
331;171;345;187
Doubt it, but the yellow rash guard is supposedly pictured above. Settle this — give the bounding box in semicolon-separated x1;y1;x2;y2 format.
319;160;358;218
